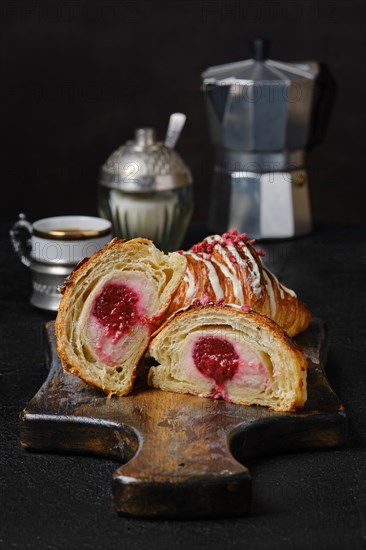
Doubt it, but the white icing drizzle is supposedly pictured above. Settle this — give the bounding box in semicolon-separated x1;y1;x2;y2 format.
264;268;296;299
188;252;224;300
183;263;197;300
233;243;263;297
280;283;297;298
211;255;244;303
206;235;221;242
205;235;263;298
263;270;276;315
205;236;244;302
270;272;285;298
187;233;295;309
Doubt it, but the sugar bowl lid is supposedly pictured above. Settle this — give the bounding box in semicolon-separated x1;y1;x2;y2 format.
100;124;192;193
201;38;319;85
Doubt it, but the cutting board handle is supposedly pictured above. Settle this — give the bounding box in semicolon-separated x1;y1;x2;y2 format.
113;430;251;518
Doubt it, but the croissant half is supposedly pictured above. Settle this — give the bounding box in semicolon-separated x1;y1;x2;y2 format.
148;304;307;412
56;238;187;396
167;230;311;337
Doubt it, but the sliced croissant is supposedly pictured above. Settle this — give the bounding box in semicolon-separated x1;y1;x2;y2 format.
149;303;307;412
167;230;311;336
56;238;187;396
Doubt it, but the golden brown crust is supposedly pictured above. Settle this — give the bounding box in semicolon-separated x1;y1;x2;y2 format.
56;238;144;388
166;234;311;337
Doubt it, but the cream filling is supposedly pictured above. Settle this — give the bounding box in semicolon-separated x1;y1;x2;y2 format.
180;329;271;393
88;324;148;366
80;272;157;366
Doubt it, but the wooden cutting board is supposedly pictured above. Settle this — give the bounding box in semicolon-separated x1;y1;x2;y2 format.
20;319;347;518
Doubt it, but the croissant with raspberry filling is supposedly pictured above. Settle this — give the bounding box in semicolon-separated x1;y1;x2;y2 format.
56;238;186;396
149;303;307;412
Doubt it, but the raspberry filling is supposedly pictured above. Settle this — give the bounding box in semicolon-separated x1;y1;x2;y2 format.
92;283;140;344
192;336;239;396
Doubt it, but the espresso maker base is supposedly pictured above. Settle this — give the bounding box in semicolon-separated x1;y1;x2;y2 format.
209;169;312;240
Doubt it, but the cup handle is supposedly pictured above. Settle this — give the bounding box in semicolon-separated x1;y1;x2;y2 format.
10;213;33;267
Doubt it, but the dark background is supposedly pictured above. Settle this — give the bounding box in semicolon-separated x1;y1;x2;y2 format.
1;0;365;225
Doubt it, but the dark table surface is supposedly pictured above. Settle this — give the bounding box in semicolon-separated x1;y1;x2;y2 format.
1;223;365;550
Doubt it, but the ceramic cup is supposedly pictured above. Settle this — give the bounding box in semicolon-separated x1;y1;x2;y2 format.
10;214;112;311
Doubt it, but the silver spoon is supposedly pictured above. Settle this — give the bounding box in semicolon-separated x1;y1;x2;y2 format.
164;112;186;149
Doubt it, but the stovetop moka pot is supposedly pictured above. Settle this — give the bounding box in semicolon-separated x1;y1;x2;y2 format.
201;38;335;239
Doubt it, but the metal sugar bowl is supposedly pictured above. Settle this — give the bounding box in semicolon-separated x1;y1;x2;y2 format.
98;114;194;252
201;38;335;239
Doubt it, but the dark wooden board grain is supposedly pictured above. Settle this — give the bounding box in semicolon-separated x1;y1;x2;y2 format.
19;319;347;518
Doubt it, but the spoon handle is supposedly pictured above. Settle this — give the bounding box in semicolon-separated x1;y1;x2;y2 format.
164;112;186;149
